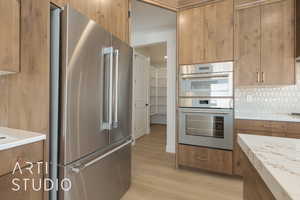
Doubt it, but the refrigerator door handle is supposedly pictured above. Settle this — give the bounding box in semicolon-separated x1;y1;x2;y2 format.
112;49;119;128
102;47;114;130
70;139;133;173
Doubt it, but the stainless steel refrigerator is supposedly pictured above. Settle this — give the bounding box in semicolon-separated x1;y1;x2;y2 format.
50;5;133;200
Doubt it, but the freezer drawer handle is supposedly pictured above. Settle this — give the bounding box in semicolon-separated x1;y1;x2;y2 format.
70;139;133;173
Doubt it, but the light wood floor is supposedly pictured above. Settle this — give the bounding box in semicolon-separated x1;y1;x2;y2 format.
122;125;243;200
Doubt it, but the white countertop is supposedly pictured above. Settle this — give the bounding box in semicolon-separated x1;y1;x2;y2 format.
0;127;46;151
235;112;300;122
238;134;300;200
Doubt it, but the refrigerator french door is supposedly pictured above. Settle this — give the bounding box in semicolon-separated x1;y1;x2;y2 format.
51;5;132;200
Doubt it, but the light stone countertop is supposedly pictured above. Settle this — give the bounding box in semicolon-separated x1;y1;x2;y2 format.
235;112;300;122
238;134;300;200
0;127;46;151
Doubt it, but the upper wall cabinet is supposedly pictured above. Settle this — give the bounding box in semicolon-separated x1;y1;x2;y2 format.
51;0;130;43
0;0;20;75
178;0;234;65
51;0;67;8
235;0;295;86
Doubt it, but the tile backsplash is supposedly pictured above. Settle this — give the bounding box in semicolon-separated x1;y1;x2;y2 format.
235;63;300;114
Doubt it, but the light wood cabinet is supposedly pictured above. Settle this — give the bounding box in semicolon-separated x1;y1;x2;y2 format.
243;152;276;200
260;0;295;85
235;0;295;86
0;163;43;200
51;0;130;43
296;1;300;58
51;0;67;7
178;144;233;175
235;6;261;86
233;119;300;176
68;0;130;43
0;142;44;177
178;0;234;65
0;142;44;200
0;0;20;74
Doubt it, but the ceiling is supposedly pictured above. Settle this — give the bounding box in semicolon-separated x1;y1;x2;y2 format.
132;0;176;33
135;42;167;66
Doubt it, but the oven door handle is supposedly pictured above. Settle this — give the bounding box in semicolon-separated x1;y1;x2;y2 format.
180;109;232;115
181;73;230;79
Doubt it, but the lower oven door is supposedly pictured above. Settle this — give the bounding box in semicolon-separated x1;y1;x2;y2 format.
179;108;233;150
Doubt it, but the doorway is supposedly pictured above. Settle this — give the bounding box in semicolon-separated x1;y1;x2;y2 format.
131;0;176;154
133;42;167;141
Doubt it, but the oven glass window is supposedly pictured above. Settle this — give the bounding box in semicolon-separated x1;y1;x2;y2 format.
190;79;228;91
185;115;224;138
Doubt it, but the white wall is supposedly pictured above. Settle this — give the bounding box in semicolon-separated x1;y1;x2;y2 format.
132;29;177;153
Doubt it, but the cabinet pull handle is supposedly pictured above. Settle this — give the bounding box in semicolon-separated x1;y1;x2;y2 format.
257;72;260;83
262;72;265;83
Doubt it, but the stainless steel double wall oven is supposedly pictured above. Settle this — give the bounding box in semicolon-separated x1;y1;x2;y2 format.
179;62;234;150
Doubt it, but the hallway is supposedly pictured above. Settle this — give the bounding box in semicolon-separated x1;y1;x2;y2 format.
122;125;243;200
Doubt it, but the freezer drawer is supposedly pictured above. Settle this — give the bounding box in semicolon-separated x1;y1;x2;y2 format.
59;143;131;200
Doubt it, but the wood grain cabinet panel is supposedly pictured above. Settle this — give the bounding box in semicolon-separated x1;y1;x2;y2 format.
260;0;295;85
179;7;204;64
203;0;234;62
235;6;261;86
243;152;276;200
179;0;234;65
233;119;300;176
0;164;43;200
0;142;44;177
68;0;130;43
235;0;295;86
178;144;233;175
110;0;130;43
51;0;68;7
0;0;20;74
286;122;300;139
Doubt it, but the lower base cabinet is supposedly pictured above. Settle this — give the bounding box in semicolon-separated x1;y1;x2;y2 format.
178;144;233;175
0;163;43;200
243;152;276;200
234;120;300;176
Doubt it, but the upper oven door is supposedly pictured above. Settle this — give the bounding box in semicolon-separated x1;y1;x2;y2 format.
180;62;233;98
179;108;233;150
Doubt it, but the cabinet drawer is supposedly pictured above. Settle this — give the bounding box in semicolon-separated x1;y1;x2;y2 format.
286;122;300;139
0;141;43;177
0;163;43;200
178;144;233;175
235;119;287;133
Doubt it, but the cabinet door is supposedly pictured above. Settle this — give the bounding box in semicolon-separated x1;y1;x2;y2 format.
235;6;261;86
203;0;234;62
179;7;204;65
69;0;129;43
0;0;20;73
69;0;98;22
110;0;129;43
260;0;295;85
0;164;43;200
51;0;67;7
